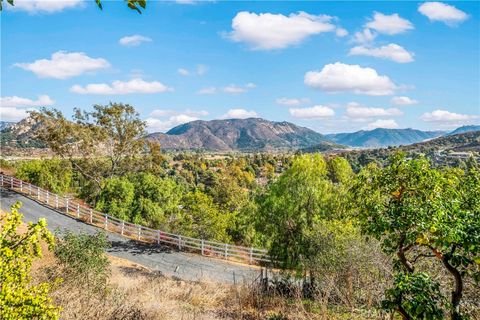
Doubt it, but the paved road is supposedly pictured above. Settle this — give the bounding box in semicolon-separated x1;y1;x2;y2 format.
0;188;261;284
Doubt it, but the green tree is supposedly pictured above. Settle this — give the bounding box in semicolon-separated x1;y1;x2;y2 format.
95;176;135;221
15;159;72;194
353;153;480;320
176;190;230;242
0;202;60;320
256;154;334;271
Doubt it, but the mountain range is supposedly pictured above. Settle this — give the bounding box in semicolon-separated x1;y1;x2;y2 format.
146;118;339;151
2;117;479;152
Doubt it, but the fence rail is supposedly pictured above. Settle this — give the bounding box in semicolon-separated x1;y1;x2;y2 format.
0;174;270;264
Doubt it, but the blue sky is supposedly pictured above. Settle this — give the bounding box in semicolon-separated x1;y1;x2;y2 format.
1;0;479;133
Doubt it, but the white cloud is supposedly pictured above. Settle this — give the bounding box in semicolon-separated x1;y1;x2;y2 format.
0;107;35;122
197;87;217;94
418;2;468;25
364;119;399;130
119;35;152;47
391;96;418;106
220;108;258;119
353;28;377;44
227;11;336;50
178;64;208;76
365;12;414;35
70;78;171;95
9;0;84;13
276;97;310;106
146;114;198;132
335;28;348;37
14;51;110;79
420;109;477;123
223;83;256;94
177;68;191;76
349;43;414;63
304;62;397;96
0;95;54;108
289;105;335;119
346;102;403;118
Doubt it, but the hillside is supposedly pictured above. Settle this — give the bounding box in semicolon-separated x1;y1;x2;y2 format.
325;128;445;148
446;125;480;136
147;118;341;151
0;121;14;131
403;130;480;152
0;117;45;148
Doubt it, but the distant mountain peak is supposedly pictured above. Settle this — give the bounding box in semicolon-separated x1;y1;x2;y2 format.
148;117;340;152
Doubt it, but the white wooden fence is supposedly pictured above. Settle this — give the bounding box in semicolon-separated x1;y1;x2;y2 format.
0;174;270;264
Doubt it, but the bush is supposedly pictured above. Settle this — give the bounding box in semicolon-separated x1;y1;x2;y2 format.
54;230;110;294
16;159;72;194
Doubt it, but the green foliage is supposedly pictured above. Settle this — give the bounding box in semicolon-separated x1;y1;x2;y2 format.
382;272;445;320
256;154;334;271
0;202;60;320
353;153;480;319
176;190;230;242
95;176;135;221
54;231;111;293
16;159;72;194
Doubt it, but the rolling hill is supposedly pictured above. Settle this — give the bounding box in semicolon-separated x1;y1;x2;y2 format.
147;118;340;151
325;128;445;148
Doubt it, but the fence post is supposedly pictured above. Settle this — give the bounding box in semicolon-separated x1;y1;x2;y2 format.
137;226;141;240
121;221;125;235
37;187;40;200
157;231;161;244
0;175;3;186
10;176;13;188
46;191;49;205
104;215;108;230
89;209;93;224
66;198;69;213
201;239;205;255
249;247;253;264
178;235;182;250
29;184;32;196
20;180;23;192
224;243;228;259
76;204;80;218
55;195;58;209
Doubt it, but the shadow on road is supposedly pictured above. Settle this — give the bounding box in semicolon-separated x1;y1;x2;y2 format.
109;239;176;256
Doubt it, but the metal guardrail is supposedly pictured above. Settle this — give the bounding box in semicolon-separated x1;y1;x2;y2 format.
0;174;270;264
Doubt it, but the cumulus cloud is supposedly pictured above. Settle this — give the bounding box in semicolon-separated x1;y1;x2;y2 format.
391;96;418;106
0;95;54;108
349;43;414;63
289;105;335;119
119;35;152;47
177;68;191;76
227;11;336;50
0;107;34;122
418;2;468;25
220;108;258;119
223;83;256;94
420;109;478;123
70;78;171;95
353;28;377;44
9;0;84;13
276;97;310;106
14;51;110;79
365;12;414;35
346;102;403;118
146;114;198;132
304;62;397;96
364;119;399;130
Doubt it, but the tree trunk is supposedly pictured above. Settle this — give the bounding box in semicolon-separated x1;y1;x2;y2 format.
442;256;463;320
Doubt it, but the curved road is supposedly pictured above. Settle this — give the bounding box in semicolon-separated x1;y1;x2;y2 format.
0;188;261;284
